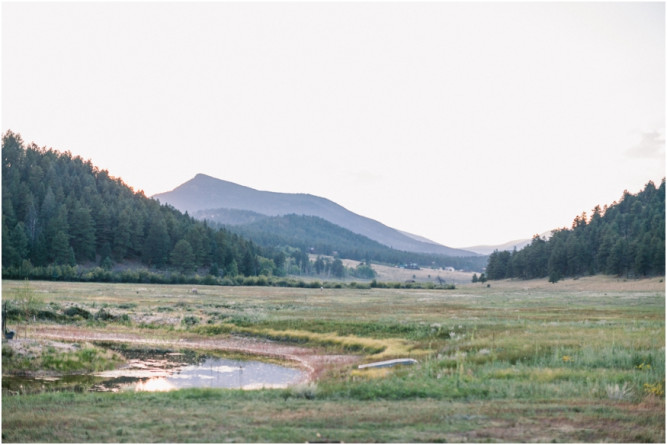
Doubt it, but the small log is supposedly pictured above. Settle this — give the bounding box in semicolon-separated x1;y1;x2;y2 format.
358;358;418;369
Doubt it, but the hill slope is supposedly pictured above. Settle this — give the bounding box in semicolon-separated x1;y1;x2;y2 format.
153;174;477;257
463;231;554;255
1;131;269;278
485;180;665;281
220;214;488;271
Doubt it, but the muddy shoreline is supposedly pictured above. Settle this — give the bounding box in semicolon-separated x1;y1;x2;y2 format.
7;325;360;383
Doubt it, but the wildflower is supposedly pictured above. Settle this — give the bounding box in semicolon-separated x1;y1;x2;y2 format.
562;355;573;363
644;382;664;396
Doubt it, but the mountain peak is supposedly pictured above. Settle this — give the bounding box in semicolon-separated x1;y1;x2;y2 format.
192;173;236;183
154;174;478;257
193;173;214;181
189;173;249;188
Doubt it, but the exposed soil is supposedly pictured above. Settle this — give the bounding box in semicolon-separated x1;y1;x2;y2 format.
20;325;360;382
2;338;78;357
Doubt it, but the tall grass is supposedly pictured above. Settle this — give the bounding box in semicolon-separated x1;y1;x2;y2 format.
3;343;122;374
1;279;664;442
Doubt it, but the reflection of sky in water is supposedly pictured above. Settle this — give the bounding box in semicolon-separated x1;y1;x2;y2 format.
2;356;307;395
131;358;304;392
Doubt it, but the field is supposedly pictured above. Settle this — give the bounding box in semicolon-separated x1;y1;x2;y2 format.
2;276;665;442
340;257;475;284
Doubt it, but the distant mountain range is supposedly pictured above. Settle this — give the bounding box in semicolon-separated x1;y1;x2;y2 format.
153;174;479;257
463;231;554;256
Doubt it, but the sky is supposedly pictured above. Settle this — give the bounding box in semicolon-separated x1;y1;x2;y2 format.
2;1;665;248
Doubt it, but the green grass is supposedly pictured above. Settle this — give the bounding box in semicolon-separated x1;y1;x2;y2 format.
2;389;663;443
1;278;664;442
2;342;122;374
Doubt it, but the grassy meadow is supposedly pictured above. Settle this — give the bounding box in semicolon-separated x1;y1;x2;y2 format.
1;277;665;442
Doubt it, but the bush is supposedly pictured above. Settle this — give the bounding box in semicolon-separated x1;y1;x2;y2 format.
63;306;93;319
94;308;116;321
181;316;200;328
36;309;64;322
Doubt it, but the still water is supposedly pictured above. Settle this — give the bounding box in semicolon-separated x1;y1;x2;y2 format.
97;356;305;392
3;351;306;394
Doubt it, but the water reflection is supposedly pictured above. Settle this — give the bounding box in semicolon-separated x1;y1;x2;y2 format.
3;354;306;395
123;357;304;392
134;377;177;392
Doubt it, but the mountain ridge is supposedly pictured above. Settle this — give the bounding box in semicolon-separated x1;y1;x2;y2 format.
462;231;555;255
153;174;478;257
220;214;488;272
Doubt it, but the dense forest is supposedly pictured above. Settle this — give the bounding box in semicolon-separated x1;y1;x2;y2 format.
485;179;665;282
1;131;289;281
1;131;472;285
214;214;488;272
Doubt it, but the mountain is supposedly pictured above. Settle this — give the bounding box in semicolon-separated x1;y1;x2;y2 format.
229;214;394;258
221;214;488;271
463;231;554;255
153;174;478;257
194;208;269;226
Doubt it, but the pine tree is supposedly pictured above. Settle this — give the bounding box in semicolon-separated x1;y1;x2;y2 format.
69;205;96;262
52;231;72;265
143;214;170;267
486;179;665;280
170;239;196;274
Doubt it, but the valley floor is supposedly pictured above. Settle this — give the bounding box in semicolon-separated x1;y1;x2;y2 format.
2;277;664;442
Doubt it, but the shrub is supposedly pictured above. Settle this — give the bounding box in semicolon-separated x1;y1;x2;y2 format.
63;306;92;319
94;308;116;321
181;316;200;328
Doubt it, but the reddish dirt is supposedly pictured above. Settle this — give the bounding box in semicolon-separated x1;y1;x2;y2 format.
28;325;360;382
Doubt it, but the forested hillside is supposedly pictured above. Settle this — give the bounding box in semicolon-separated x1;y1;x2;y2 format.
154;173;477;257
486;180;665;282
222;214;488;272
1;131;277;280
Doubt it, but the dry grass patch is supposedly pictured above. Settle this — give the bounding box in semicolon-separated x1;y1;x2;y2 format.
226;324;426;359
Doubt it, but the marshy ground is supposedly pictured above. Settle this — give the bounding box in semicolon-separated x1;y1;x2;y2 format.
2;276;664;442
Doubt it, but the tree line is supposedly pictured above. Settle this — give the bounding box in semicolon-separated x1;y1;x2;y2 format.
220;213;488;272
1;131;436;283
2;131;281;280
485;179;665;282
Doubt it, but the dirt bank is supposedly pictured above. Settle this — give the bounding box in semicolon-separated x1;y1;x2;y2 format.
20;325;360;382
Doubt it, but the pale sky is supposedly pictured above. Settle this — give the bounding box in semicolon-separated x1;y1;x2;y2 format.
2;2;665;248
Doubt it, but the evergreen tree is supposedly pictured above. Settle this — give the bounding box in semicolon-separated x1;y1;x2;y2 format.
69;205;96;262
52;231;74;265
634;234;653;276
4;222;28;268
607;238;630;277
486;179;665;280
95;206;113;253
240;247;257;276
170;239;196;274
226;260;239;277
112;208;132;260
143;214;170;267
547;233;567;283
331;258;345;279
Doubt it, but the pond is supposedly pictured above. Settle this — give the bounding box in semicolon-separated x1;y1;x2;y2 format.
2;348;306;394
